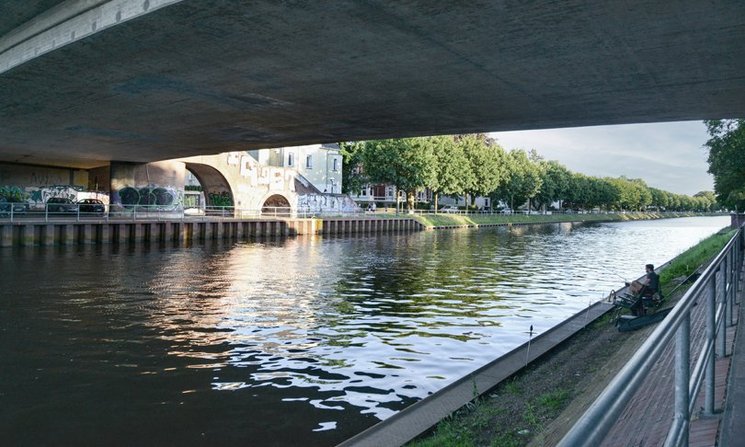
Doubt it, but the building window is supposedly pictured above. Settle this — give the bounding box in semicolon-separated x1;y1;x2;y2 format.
306;155;313;169
332;157;339;172
288;152;294;167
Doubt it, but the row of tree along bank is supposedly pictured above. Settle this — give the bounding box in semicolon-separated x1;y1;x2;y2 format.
340;134;720;213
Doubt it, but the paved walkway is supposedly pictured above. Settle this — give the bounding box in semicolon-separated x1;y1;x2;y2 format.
600;268;742;447
720;288;745;447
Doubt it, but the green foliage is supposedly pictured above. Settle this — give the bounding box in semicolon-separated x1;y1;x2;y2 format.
361;137;438;210
339;141;368;195
492;149;542;209
704;119;745;210
0;185;28;202
533;160;572;210
537;389;570;412
659;229;736;284
460;134;506;202
431;136;471;197
208;192;233;207
347;130;718;213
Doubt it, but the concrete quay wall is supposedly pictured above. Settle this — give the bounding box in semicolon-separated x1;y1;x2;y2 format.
0;217;424;247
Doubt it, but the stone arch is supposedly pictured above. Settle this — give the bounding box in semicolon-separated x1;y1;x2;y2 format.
261;193;291;216
184;163;234;208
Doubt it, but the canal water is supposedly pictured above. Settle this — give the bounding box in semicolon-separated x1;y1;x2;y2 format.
0;216;730;446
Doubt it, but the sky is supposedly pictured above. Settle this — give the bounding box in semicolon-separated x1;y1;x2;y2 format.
488;120;713;196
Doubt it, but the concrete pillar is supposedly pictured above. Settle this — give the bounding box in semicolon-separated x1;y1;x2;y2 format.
169;222;177;242
82;224;93;244
62;224;75;245
119;223;131;245
194;222;202;241
100;223;111;244
130;223;140;244
145;223;154;243
20;225;34;246
40;225;54;246
0;225;11;247
184;222;191;241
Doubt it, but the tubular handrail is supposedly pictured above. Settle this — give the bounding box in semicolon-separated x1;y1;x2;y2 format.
558;227;743;447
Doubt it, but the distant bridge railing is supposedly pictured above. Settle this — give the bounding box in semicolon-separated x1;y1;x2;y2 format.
0;203;368;222
0;202;727;223
558;225;744;447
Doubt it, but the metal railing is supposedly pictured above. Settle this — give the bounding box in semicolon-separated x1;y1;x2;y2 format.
558;226;744;447
0;202;728;223
0;203;371;222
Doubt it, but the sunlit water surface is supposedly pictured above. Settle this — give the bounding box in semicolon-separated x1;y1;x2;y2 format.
0;216;730;445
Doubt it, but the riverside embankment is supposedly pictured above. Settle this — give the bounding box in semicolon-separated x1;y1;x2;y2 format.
0;211;717;248
410;211;705;229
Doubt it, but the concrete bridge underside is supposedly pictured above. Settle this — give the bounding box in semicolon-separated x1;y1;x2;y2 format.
1;0;745;169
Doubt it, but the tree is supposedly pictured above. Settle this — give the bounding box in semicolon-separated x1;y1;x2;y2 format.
694;191;718;211
704;119;745;210
459;134;506;206
493;149;542;210
339;141;367;195
428;136;472;211
361;138;437;211
533;160;572;211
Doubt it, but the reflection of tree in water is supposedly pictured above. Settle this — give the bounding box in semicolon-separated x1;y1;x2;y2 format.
328;225;586;335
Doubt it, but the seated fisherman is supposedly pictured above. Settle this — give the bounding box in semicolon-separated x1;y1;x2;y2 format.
627;264;660;315
629;264;660;297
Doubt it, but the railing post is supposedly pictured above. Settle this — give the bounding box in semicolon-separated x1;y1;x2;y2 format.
667;312;691;447
728;250;735;326
705;275;716;415
716;267;726;357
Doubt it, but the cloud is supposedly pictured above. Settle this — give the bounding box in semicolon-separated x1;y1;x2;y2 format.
489;121;713;195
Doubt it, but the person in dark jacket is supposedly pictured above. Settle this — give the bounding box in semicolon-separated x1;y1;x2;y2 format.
628;264;660;315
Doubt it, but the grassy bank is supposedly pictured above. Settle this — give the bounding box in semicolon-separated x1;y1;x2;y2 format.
407;227;736;447
409;212;699;228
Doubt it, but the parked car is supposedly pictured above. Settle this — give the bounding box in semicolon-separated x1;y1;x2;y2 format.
0;200;28;216
47;197;77;213
439;205;459;213
77;199;106;215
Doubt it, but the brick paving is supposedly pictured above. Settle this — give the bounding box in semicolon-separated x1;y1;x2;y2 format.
599;270;741;447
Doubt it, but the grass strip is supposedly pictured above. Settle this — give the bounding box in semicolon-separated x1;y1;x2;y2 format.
407;212;704;228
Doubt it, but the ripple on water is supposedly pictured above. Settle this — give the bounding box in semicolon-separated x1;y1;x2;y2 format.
0;216;730;445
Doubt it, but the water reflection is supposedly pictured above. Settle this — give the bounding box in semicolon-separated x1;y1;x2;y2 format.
0;216;730;446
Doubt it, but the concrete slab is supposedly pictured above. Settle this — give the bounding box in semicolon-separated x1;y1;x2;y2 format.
2;1;745;167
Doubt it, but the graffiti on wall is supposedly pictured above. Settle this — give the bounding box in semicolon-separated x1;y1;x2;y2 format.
114;185;182;209
1;184;109;208
297;194;359;214
226;153;295;191
28;185;82;204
